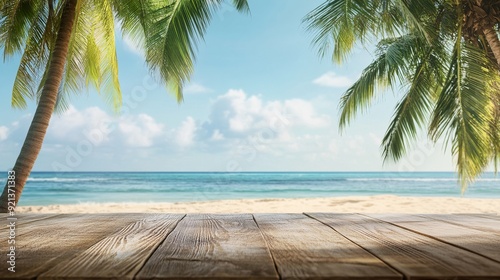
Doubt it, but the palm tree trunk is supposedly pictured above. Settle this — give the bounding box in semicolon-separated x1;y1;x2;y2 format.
0;0;78;213
482;23;500;67
471;0;500;66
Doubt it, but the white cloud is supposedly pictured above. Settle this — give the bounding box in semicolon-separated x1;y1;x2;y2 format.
283;99;329;128
48;106;112;144
176;117;197;147
204;89;329;140
49;106;165;148
50;106;86;135
119;114;164;147
313;71;352;88
0;126;9;141
15;90;346;169
184;83;212;94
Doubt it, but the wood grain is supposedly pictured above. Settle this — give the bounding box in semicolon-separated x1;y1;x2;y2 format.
467;214;500;221
308;213;500;279
454;214;500;220
477;215;500;222
368;214;500;262
254;213;402;280
0;214;61;244
1;213;500;279
39;214;184;280
136;214;278;280
0;214;60;230
424;214;500;235
0;213;146;279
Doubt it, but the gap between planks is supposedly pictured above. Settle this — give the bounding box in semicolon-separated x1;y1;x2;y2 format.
364;213;500;264
307;213;500;280
39;214;185;280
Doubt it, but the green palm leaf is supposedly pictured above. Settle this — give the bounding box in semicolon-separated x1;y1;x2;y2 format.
382;50;440;161
304;0;379;63
145;0;222;101
339;35;417;129
0;0;251;209
307;0;500;189
0;0;39;57
10;0;53;108
430;42;496;190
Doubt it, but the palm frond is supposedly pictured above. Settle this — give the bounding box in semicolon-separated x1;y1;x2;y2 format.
94;0;121;110
52;0;87;112
308;0;500;190
115;0;248;102
303;0;380;63
430;42;495;190
232;0;249;13
339;35;417;129
0;0;40;57
53;0;121;112
11;0;53;108
393;0;437;41
490;83;500;173
382;47;442;161
113;0;150;56
145;0;223;101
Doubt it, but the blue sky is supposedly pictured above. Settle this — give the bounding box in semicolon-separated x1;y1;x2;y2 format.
0;0;457;172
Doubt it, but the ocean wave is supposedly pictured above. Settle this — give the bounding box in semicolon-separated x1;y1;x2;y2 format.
347;178;500;182
27;177;110;182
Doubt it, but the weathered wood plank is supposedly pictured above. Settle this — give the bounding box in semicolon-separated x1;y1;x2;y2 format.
254;213;402;280
0;213;146;279
0;214;61;243
0;214;60;230
470;214;500;221
136;214;278;280
368;214;500;262
0;214;63;264
38;214;184;280
424;214;500;235
309;213;500;279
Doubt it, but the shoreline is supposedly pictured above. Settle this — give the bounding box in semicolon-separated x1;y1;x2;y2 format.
16;195;500;214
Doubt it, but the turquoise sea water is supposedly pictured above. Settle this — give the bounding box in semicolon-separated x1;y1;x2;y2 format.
1;172;499;206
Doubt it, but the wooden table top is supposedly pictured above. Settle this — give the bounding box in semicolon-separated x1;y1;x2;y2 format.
1;213;500;279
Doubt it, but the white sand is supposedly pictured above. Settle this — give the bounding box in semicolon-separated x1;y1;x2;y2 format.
16;195;500;214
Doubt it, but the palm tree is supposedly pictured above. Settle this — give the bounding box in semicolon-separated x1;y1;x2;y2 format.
304;0;500;190
0;0;249;212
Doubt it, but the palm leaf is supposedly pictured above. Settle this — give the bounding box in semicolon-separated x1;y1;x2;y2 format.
232;0;250;13
94;0;121;110
303;0;437;63
339;35;418;129
52;0;87;112
489;82;500;173
0;0;39;57
304;0;379;63
113;0;150;55
382;47;442;161
116;0;248;102
145;0;223;101
430;42;495;190
393;0;437;41
10;0;53;108
54;0;121;112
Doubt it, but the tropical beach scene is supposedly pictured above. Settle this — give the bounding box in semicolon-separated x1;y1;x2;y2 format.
1;0;500;279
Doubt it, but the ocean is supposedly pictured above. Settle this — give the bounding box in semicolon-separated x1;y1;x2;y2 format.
2;172;500;206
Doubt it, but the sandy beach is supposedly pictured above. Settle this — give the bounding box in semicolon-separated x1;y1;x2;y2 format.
16;195;500;214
